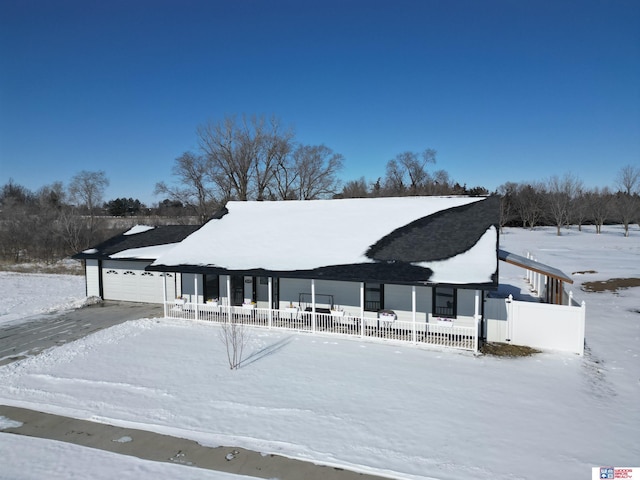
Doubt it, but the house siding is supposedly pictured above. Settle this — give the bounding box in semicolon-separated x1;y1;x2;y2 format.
384;284;430;324
180;274;482;331
85;259;101;298
181;273;201;303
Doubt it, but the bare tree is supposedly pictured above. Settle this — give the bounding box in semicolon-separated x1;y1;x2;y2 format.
198;115;294;201
219;322;249;370
198;116;253;201
58;207;91;254
570;189;588;231
251;116;294;200
271;152;299;200
586;187;613;234
513;183;546;229
383;149;436;195
613;165;640;237
545;173;583;235
155;152;218;224
615;164;640;195
340;177;370;198
384;158;406;194
0;201;30;261
429;169;452;195
68;170;109;232
613;192;639;237
292;144;344;200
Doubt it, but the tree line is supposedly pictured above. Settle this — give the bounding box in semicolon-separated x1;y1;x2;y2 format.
1;114;638;264
496;168;639;237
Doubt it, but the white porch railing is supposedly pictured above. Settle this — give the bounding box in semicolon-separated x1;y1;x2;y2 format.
164;302;478;352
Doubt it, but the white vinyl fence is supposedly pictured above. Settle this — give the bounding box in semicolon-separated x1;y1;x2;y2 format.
485;294;586;355
165;302;479;352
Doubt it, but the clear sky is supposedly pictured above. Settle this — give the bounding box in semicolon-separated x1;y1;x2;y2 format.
1;0;639;205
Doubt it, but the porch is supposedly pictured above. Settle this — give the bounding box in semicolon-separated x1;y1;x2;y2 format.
164;301;479;352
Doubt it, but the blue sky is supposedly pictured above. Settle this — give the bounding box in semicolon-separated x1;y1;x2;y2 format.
1;0;638;205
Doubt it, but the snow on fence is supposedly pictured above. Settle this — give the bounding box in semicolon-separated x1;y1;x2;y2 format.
485;295;586;355
164;302;478;352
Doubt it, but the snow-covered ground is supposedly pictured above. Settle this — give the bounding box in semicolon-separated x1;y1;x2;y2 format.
0;225;638;479
0;431;254;480
0;272;86;325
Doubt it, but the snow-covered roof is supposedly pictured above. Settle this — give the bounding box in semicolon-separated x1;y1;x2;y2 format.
109;243;182;260
415;226;498;284
151;196;500;287
123;225;155;236
73;225;201;261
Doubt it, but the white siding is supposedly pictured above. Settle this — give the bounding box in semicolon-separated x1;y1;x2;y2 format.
85;259;101;298
162;272;178;302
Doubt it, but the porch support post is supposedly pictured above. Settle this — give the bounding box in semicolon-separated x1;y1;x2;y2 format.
227;275;232;323
411;286;417;344
311;279;316;333
194;275;199;321
505;294;513;342
474;289;481;354
162;273;167;318
360;282;365;338
536;272;542;297
268;277;273;329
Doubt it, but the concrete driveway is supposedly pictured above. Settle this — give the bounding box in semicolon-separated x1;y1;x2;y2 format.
0;301;163;366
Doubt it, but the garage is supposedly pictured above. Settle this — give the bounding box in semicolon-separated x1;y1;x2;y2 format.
73;225;200;305
101;260;175;304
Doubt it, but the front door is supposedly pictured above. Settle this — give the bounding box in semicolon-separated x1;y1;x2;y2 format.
230;275;244;306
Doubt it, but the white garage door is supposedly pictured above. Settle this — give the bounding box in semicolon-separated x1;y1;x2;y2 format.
102;260;172;304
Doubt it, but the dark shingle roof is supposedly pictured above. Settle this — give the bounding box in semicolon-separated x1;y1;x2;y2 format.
366;196;500;262
72;225;201;260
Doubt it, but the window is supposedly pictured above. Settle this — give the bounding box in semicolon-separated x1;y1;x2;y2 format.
364;283;384;311
433;286;456;318
204;275;219;302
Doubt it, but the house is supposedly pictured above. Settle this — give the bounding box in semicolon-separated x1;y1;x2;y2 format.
145;196;500;350
72;224;200;303
74;196;585;354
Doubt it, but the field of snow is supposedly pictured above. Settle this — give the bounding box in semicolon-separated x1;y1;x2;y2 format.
0;225;638;480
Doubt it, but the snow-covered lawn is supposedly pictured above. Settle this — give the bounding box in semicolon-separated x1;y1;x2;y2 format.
0;272;86;326
0;225;638;479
